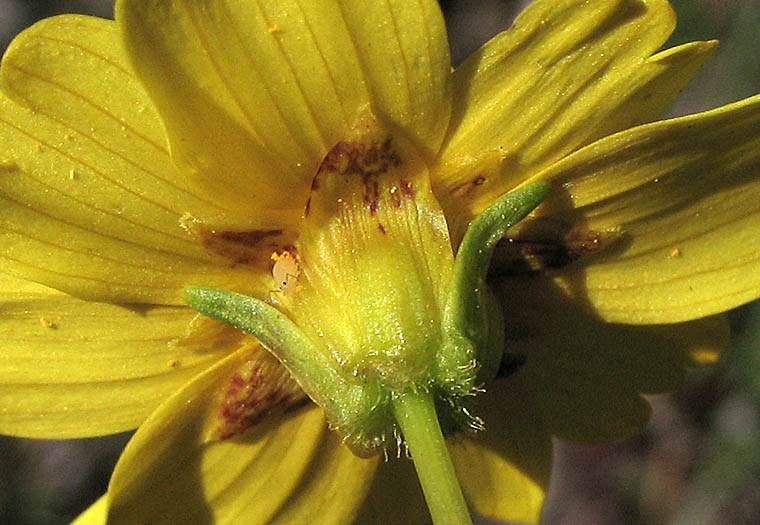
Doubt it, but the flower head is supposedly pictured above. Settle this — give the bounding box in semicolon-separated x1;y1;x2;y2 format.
1;0;759;523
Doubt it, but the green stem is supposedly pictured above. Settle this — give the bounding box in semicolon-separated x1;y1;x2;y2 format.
392;391;472;525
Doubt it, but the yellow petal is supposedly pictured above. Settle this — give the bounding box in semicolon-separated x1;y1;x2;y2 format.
434;0;716;236
449;374;552;524
116;0;451;214
267;433;379;523
71;495;108;525
0;272;235;438
334;0;452;157
107;344;379;524
494;275;729;442
355;453;430;524
534;94;760;323
0;15;265;304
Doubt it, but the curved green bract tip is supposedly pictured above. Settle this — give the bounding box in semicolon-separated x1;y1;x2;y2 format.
184;286;341;405
460;182;550;253
184;286;389;455
439;182;550;393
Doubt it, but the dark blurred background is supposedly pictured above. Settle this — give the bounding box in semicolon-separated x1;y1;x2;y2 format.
1;1;759;523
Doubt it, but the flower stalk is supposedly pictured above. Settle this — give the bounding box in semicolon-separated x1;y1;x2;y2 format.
392;391;472;525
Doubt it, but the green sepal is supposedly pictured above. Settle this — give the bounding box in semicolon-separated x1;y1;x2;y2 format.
184;286;390;456
437;182;550;396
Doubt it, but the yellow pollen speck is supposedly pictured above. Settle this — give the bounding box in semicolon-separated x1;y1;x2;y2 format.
268;24;281;34
69;169;78;180
39;317;57;329
670;247;682;258
167;359;180;368
63;133;73;141
35;143;44;153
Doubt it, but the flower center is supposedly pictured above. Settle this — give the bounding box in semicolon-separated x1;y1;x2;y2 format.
270;133;454;392
184;123;550;455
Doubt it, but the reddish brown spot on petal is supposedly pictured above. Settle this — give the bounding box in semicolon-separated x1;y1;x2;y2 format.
316;138;401;179
562;228;621;262
215;360;308;441
214;230;283;245
187;219;288;267
310;173;320;191
451;174;487;197
309;137;405;217
399;178;415;199
304;196;312;217
364;179;380;215
490;218;623;275
378;223;387;234
390;187;402;208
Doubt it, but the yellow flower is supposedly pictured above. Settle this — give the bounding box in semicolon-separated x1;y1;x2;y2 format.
1;0;759;523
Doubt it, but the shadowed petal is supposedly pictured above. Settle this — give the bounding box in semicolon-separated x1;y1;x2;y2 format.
355;454;430;524
493;275;729;442
0;273;237;438
106;344;378;524
534;94;760;323
449;374;552;524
